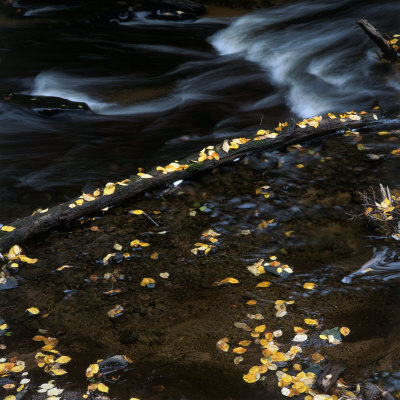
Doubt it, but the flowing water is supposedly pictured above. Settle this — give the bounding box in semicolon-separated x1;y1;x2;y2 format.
0;1;400;399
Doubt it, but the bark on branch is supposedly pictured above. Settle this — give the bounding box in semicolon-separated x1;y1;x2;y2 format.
1;110;400;251
357;19;398;62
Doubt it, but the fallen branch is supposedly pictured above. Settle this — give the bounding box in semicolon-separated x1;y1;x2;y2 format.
357;19;398;62
1;109;400;250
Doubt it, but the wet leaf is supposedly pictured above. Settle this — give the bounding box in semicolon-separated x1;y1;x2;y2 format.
292;334;308;342
246;300;257;305
238;340;252;346
26;307;40;316
51;368;67;375
108;305;124;318
131;210;143;215
97;383;109;393
304;318;318;326
311;353;325;363
220;277;239;284
103;183;116;195
255;324;266;333
233;347;247;354
141;278;156;287
151;252;159;260
303;282;316;290
256;281;271;288
55;356;71;364
159;272;169;279
234;356;243;365
137;173;153;179
1;226;15;232
340;326;350;336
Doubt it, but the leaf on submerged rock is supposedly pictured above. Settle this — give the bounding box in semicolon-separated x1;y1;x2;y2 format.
1;226;15;232
108;305;124;318
247;259;265;276
137;173;153;179
319;327;342;344
140;278;156;287
264;259;293;278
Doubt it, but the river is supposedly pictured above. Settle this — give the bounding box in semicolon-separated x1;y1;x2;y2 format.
0;0;399;220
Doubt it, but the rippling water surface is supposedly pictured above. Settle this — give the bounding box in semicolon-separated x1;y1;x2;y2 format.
1;0;399;220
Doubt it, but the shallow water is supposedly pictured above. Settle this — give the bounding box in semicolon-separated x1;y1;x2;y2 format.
0;1;400;398
0;0;399;220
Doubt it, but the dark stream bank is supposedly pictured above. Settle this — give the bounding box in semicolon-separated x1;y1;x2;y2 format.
0;0;400;399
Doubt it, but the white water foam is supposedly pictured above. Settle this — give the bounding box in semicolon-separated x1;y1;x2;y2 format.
210;0;399;118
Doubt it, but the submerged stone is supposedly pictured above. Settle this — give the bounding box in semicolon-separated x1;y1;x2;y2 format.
2;93;91;116
0;277;18;291
98;355;129;374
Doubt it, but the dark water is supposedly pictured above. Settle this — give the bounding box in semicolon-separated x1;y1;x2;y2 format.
0;0;399;221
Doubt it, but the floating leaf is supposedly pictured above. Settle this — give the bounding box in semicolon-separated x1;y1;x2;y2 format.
239;340;251;346
256;281;271;288
55;356;71;364
311;353;325;363
340;326;350;336
255;324;266;333
232;347;247;354
303;282;316;290
26;307;40;316
220;277;239;284
304;318;318;326
131;210;143;215
141;278;156;287
1;226;15;232
292;333;308;342
107;305;124;318
97;383;109;393
246;300;257;305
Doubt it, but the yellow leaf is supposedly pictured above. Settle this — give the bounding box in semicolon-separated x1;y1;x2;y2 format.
255;324;266;333
340;326;350;336
141;278;155;286
256;281;271;288
238;340;251;346
131;210;144;215
98;383;109;393
75;199;84;205
137;173;153;179
311;353;325;363
151;252;159;260
1;226;15;232
365;207;373;216
86;363;99;377
51;368;67;375
378;131;389;135
243;373;258;383
220;277;239;284
55;356;71;364
232;347;247;354
11;365;25;373
304;318;318;325
246;300;257;305
103;183;116;195
296;164;304;169
4;396;16;400
303;282;316;290
19;256;37;264
26;307;40;315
